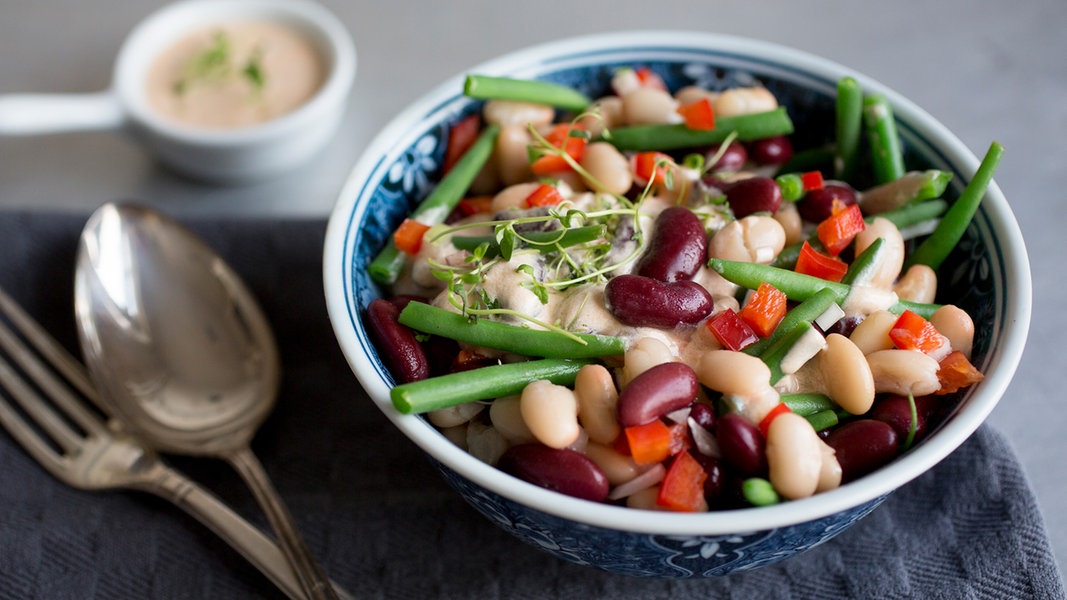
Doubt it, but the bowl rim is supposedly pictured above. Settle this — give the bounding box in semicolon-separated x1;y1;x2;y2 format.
324;29;1032;535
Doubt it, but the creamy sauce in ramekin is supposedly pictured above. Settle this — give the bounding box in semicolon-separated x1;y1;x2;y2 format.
145;20;326;129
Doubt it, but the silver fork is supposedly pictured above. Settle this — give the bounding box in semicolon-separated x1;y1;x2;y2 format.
0;286;351;600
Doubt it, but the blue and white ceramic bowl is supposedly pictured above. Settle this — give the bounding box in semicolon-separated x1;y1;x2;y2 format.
323;31;1031;577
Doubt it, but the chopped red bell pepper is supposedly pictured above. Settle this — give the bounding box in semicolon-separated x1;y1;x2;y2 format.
758;402;792;439
456;196;494;217
676;97;716;131
740;282;788;338
442;114;481;174
631;151;674;187
816;203;866;256
625;420;673;465
530;124;587;175
795;241;848;282
656;451;707;512
801;170;825;191
393;218;431;255
706;307;760;351
889;310;949;355
523;183;566;208
935;350;984;394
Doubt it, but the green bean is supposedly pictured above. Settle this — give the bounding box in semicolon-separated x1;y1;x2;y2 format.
369;124;501;285
463;75;591;112
451;225;605;259
776;144;834;175
742;477;781;507
841;237;884;286
760;321;815;385
744;288;837;357
863;94;905;184
397;301;625;358
708;258;940;318
835;76;864;182
804;409;840;432
602;108;794;151
781;393;835;417
391;358;589;414
771;199;949;270
905;141;1005;271
859;170;953;214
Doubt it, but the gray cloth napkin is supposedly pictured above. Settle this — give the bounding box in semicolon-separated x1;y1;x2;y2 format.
0;209;1062;600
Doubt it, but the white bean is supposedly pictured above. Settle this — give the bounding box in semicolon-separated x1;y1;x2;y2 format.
867;349;941;396
696;350;773;400
818;333;875;415
583;442;641;486
766;412;823;500
815;440;842;493
931;304;975;359
580;142;633;196
712;87;778;117
489;395;536;444
466;421;509;465
482;99;555;127
849;310;899;355
620;337;675;386
707;215;786;264
674;85;718;106
427;402;483;428
854;218;905;288
494;124;534;186
520;380;581;449
625;485;667;510
491;182;541;212
773;201;805;247
894;264;938;304
622;87;681;126
574;364;621;445
577;96;624;137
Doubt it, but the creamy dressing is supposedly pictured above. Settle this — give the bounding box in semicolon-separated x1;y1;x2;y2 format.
145;20;326;129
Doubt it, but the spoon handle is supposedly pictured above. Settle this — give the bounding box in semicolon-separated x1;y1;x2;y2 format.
228;446;341;600
149;462;352;600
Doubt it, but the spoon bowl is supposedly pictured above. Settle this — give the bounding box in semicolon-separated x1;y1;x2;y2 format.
75;202;338;599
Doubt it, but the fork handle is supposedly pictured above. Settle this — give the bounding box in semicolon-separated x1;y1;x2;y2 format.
141;464;352;600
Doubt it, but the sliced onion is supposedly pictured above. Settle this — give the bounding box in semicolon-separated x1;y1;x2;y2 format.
664;406;692;424
607;463;666;501
814;302;845;332
688;416;721;457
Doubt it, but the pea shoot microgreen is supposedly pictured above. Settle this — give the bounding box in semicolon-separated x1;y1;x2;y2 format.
173;31;267;98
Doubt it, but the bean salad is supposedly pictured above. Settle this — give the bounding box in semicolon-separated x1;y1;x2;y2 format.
364;66;1002;512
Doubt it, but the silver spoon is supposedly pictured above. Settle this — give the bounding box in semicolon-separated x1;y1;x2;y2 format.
74;202;339;600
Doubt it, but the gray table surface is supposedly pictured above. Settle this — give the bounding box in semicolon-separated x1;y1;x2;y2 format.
2;0;1064;582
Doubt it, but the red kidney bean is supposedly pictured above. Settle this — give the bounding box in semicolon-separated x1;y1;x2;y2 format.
746;135;793;165
616;362;698;427
715;413;767;477
725;176;782;218
635;206;707;283
688;402;716;431
695;454;725;501
706;141;748;172
498;444;609;502
365;298;429;383
824;419;899;482
798;181;858;223
869;394;940;446
605;275;713;328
